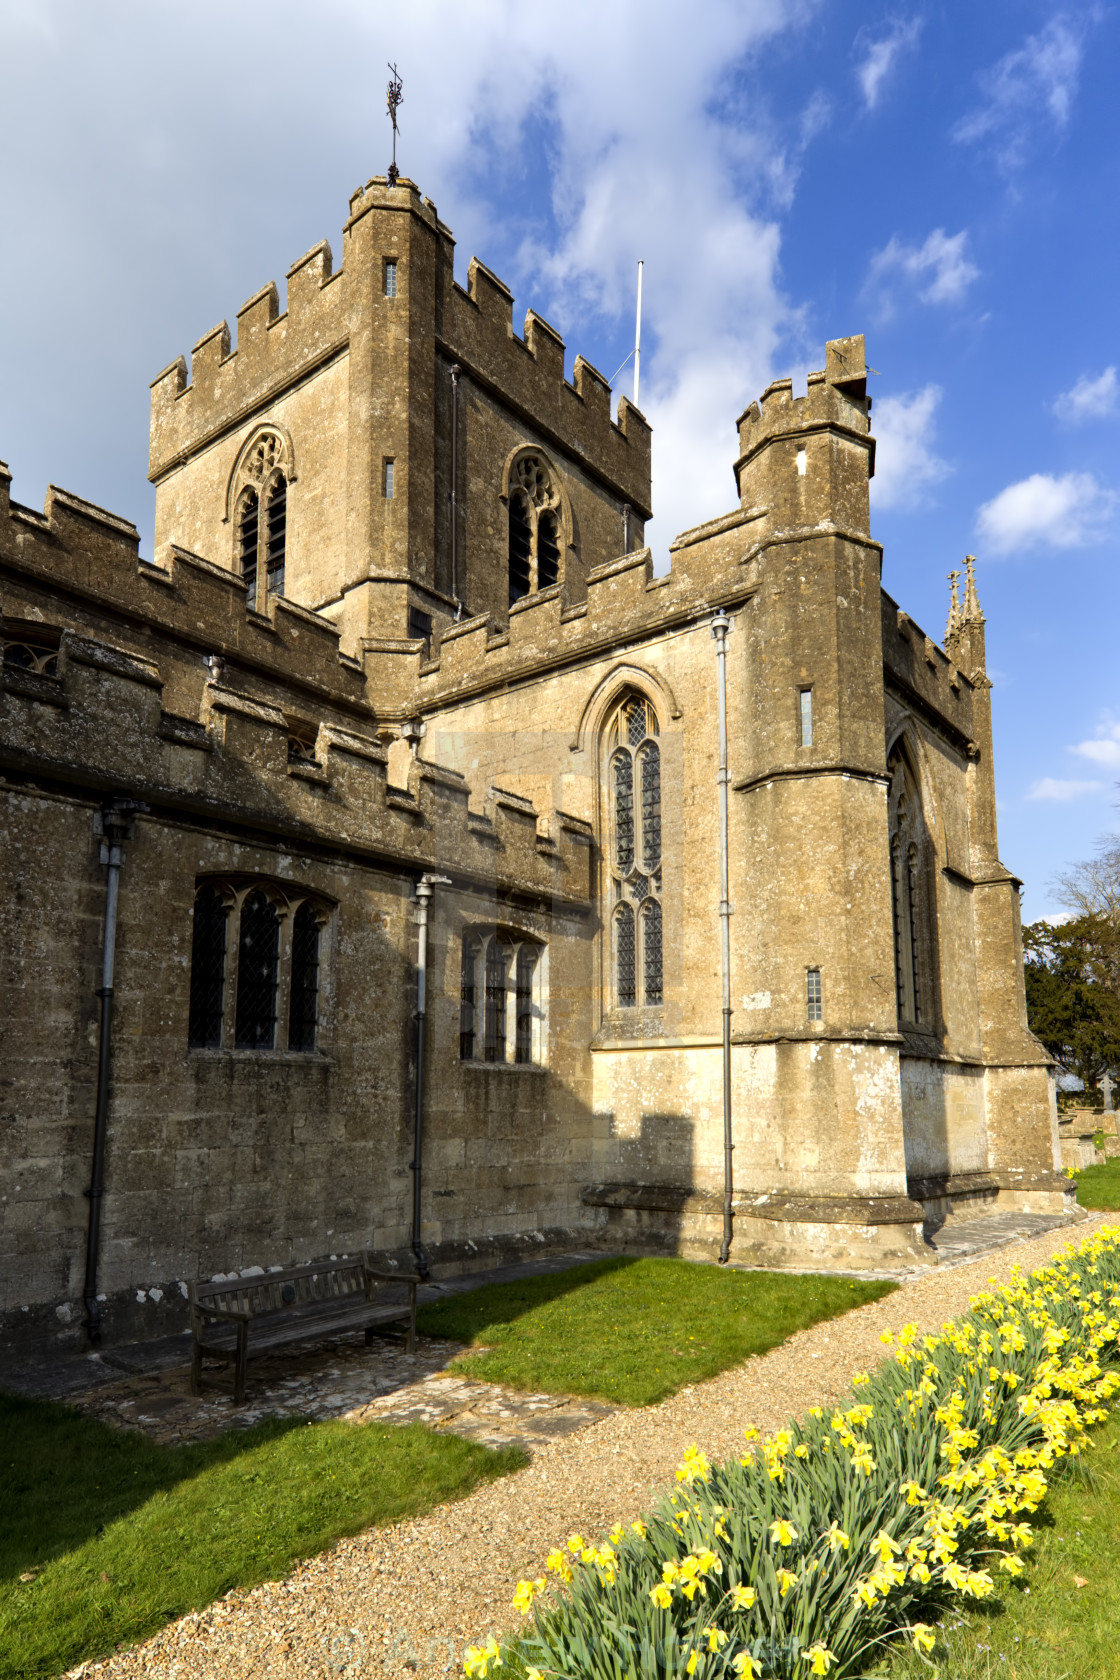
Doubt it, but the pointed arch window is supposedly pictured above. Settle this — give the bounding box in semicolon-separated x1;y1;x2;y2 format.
229;429;292;610
459;930;547;1065
606;693;664;1010
507;453;565;604
887;746;934;1029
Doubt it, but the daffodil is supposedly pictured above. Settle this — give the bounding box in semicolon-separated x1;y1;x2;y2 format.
776;1567;798;1597
732;1655;761;1678
464;1637;502;1678
729;1583;756;1610
910;1624;936;1655
649;1583;673;1609
705;1627;729;1652
769;1518;798;1546
824;1522;850;1552
803;1645;835;1675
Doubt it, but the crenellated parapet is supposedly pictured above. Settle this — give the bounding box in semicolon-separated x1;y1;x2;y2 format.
734;336;875;538
0;470;368;713
0;623;593;907
149;238;346;484
439;257;652;516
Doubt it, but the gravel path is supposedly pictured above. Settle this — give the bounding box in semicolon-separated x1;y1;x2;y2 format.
69;1214;1115;1680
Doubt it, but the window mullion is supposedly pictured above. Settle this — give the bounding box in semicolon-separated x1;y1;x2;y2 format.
275;906;294;1052
222;898;242;1048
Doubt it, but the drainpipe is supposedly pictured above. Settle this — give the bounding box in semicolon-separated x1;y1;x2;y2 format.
710;613;735;1263
83;798;146;1344
410;872;450;1278
448;365;462;617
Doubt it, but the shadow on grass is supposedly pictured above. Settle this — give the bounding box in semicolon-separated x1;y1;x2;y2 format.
417;1255;898;1407
0;1391;524;1680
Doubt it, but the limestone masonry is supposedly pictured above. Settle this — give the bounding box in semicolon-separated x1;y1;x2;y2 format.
0;175;1070;1357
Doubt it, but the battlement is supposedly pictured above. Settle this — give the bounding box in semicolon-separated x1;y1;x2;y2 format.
0;623;593;907
733;335;876;536
148;174;651;515
440;258;652;514
0;468;369;713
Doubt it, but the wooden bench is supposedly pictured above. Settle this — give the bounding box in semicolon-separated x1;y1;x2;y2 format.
189;1256;420;1404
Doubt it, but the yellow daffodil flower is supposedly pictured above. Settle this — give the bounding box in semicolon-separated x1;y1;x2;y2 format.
803;1645;835;1675
769;1518;798;1546
730;1584;756;1610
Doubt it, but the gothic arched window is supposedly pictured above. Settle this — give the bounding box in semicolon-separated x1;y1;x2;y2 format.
229;429;292;611
606;693;663;1010
887;744;934;1029
507;453;564;604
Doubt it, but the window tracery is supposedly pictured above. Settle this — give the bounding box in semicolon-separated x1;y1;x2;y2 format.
188;876;330;1053
605;693;664;1011
229;429;292;611
507;453;564;604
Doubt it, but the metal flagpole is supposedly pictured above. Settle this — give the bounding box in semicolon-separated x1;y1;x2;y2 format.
633;260;644;411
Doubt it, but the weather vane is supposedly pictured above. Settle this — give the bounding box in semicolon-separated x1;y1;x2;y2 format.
386;64;403;187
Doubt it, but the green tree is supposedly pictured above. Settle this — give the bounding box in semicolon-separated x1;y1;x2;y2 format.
1023;915;1120;1092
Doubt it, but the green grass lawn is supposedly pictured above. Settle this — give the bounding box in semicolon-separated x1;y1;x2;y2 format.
883;1408;1120;1678
0;1392;524;1680
1073;1155;1120;1209
416;1256;897;1406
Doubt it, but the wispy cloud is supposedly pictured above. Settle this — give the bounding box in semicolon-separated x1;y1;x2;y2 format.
869;385;950;510
855;17;922;110
865;228;979;318
1054;366;1118;424
1027;777;1103;801
1071;718;1120;770
953;14;1088;169
977;471;1116;553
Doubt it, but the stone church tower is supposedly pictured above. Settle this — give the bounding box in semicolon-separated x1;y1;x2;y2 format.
0;175;1069;1355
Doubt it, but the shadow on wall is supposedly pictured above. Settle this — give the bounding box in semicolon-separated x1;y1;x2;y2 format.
583;1110;694;1253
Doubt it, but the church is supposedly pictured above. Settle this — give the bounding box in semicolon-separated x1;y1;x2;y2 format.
0;174;1071;1357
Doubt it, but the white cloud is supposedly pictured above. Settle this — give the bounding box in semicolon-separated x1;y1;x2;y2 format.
869;385;950;510
1027;778;1103;802
954;15;1087;169
865;229;979;318
0;0;822;562
1071;719;1120;769
855;17;922;110
1054;366;1118;424
976;471;1117;554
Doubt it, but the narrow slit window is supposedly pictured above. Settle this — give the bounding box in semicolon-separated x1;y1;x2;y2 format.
383;458;395;499
483;941;508;1062
907;844;923;1024
265;478;286;600
384;259;398;297
508;491;532;604
235;890;280;1050
806;967;823;1022
287;903;320;1052
188;886;228;1048
238;489;260;610
459;938;477;1061
799;688;813;748
407;607;432;659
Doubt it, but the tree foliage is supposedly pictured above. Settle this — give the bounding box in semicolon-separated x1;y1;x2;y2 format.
1023;914;1120;1089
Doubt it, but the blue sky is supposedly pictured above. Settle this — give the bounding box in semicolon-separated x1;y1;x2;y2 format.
1;0;1117;919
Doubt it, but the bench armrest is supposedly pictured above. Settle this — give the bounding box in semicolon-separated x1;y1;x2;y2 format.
191;1301;251;1324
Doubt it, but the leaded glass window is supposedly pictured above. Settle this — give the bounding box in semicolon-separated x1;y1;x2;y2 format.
287;902;320;1052
461;931;545;1064
615;905;636;1008
605;694;664;1010
806;968;823;1021
506;453;564;603
235;890;280;1050
888;744;933;1029
188;885;228;1048
484;940;508;1062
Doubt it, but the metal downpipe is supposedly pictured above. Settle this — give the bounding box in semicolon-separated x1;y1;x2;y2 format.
711;614;735;1264
83;800;144;1344
410;873;449;1278
449;364;462;617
